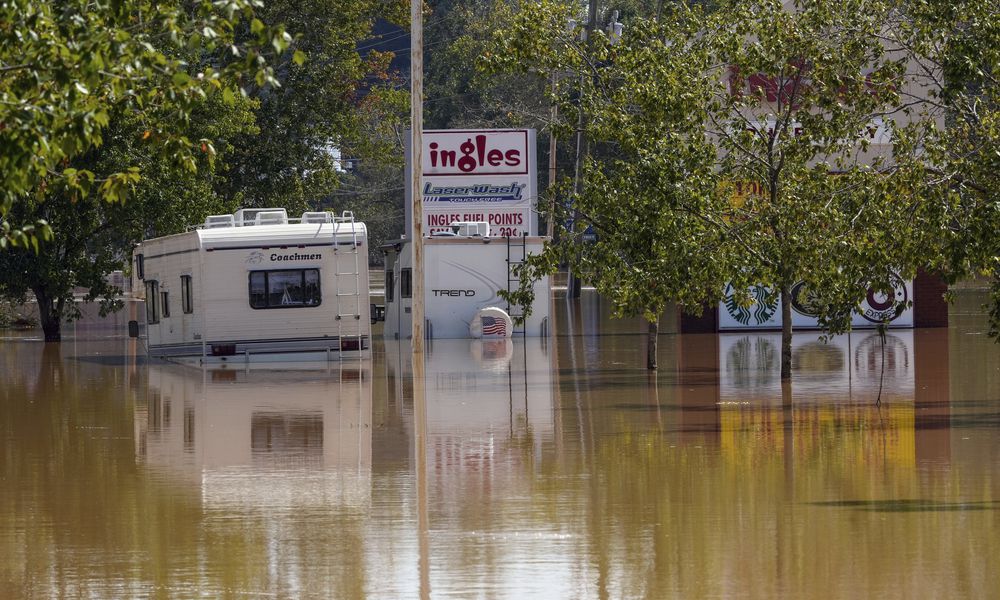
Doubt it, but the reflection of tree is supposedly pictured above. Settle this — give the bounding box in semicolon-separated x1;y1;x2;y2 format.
726;335;777;388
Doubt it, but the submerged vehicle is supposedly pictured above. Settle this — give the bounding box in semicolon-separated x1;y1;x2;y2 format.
132;208;371;363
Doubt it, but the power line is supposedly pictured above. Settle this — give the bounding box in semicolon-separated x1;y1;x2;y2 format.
355;16;451;52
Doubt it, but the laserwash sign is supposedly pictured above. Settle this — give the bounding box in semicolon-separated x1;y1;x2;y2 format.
406;129;537;237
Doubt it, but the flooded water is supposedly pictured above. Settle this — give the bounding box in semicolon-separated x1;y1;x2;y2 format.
2;291;999;599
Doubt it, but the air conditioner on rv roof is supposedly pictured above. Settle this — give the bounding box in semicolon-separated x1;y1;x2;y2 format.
450;221;489;237
302;211;333;224
204;214;235;228
234;208;288;226
254;211;288;226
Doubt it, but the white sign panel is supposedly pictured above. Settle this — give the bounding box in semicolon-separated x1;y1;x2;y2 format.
406;129;537;238
719;277;914;330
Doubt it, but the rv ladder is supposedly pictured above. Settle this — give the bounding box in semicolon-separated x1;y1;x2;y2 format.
506;235;527;336
332;211;367;355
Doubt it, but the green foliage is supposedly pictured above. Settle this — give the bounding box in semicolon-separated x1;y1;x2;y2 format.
488;4;731;324
0;0;291;248
708;0;927;338
218;0;409;212
487;0;946;373
0;0;413;339
0;96;256;339
886;0;1000;335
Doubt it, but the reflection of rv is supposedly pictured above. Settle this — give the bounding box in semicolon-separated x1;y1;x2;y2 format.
381;235;550;339
132;209;370;362
136;363;372;509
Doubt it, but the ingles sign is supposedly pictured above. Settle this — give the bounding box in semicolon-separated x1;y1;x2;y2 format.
407;129;537;237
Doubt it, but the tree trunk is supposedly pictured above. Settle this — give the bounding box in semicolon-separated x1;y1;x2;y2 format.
33;288;62;342
780;283;792;380
646;316;658;370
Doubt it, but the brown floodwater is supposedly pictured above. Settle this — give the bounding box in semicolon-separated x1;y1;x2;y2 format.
2;291;999;599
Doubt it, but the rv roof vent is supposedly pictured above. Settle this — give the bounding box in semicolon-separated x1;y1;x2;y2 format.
254;210;288;226
302;211;333;224
450;221;489;237
204;214;235;228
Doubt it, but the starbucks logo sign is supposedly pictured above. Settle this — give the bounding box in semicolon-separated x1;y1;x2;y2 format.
723;283;778;326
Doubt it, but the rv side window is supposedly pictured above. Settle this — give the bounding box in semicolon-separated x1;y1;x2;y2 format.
180;275;193;314
145;280;159;324
385;270;394;303
161;291;170;318
401;268;412;299
135;254;144;280
249;269;321;309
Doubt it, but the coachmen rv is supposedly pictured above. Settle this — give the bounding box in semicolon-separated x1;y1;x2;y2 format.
132;209;370;362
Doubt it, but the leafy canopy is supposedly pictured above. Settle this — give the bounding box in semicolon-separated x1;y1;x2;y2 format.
0;0;294;249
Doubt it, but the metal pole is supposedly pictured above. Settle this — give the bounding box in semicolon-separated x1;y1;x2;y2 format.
411;0;425;353
547;70;558;239
568;0;598;299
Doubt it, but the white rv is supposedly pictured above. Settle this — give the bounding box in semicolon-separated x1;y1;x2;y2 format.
381;226;551;339
132;209;370;362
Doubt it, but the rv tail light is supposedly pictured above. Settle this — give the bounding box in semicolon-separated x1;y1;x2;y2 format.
211;344;237;356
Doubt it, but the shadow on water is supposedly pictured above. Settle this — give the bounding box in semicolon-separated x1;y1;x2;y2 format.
809;500;1000;512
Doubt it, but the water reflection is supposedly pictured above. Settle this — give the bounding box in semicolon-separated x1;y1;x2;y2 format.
137;363;372;510
1;297;999;598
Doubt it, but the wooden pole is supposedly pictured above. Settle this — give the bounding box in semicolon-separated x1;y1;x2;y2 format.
411;0;425;353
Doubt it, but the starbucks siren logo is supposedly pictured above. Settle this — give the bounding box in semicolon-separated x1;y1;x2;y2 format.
724;283;778;325
861;273;908;323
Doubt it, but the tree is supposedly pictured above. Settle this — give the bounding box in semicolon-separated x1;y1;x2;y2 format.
1;0;414;340
0;0;293;249
487;0;937;373
484;1;730;369
884;0;1000;336
708;0;935;379
0;98;257;340
217;0;409;213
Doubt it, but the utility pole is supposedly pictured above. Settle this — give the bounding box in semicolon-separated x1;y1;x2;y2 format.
410;5;429;593
411;0;425;353
568;0;598;299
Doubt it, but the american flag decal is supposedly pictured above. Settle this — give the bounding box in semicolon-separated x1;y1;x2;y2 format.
481;315;506;336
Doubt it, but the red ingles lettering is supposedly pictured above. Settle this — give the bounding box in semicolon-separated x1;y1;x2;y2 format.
424;131;528;175
429;135;520;172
